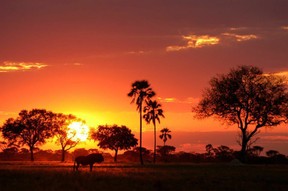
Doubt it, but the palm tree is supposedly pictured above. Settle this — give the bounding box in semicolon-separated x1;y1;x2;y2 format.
128;80;155;165
159;128;172;146
143;100;164;163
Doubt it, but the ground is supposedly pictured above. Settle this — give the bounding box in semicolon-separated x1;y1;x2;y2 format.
0;161;288;191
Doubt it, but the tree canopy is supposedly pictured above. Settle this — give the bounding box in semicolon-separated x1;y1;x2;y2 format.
159;128;172;146
91;125;138;162
54;113;84;162
1;109;58;161
193;65;288;159
128;80;156;112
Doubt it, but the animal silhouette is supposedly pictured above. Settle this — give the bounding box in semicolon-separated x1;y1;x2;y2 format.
74;153;104;172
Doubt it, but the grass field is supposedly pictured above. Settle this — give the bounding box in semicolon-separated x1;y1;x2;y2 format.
0;161;288;191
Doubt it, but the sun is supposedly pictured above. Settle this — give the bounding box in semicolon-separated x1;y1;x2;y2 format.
67;122;90;142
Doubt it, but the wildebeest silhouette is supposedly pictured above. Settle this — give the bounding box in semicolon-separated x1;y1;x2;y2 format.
73;153;104;172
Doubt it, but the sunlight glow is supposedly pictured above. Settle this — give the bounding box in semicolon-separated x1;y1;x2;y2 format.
166;34;220;51
0;61;47;72
166;31;260;52
263;71;288;77
67;122;90;142
263;71;288;84
164;98;176;103
273;71;288;77
184;35;220;48
281;26;288;31
222;33;258;42
158;97;199;104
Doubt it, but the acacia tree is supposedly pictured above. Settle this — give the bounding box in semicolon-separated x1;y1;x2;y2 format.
128;80;155;165
54;113;83;162
143;100;165;163
91;125;138;162
1;109;57;161
193;65;288;160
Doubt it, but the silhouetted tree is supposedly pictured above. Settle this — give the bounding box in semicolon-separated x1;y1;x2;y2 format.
133;146;151;156
214;145;234;161
205;144;215;159
157;145;176;161
176;151;195;162
1;109;57;161
236;131;260;153
159;128;172;146
91;125;138;162
266;150;279;157
20;148;29;154
19;148;30;160
128;80;156;165
54;113;83;162
1;146;19;160
35;149;55;161
264;150;288;164
123;147;152;162
0;141;7;152
122;150;139;162
3;147;18;155
144;100;165;163
193;65;288;160
250;146;264;157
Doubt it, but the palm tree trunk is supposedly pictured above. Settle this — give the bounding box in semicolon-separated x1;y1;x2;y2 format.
153;123;156;163
139;103;144;165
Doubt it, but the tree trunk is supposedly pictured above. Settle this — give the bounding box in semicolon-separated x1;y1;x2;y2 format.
153;123;156;163
139;103;144;165
30;147;34;162
114;149;118;163
61;148;66;162
240;131;248;162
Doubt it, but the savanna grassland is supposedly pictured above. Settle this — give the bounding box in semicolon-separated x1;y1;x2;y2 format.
0;161;288;191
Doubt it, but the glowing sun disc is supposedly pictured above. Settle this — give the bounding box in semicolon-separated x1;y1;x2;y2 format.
67;122;89;142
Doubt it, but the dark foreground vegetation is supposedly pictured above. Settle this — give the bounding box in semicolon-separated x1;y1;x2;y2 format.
0;161;288;191
1;145;288;165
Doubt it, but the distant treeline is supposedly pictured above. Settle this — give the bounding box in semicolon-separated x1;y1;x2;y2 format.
1;145;288;165
0;148;110;162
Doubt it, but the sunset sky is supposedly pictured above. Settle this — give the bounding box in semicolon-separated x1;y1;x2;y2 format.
1;0;288;154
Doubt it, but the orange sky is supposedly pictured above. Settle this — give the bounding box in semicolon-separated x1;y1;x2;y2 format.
1;0;288;155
